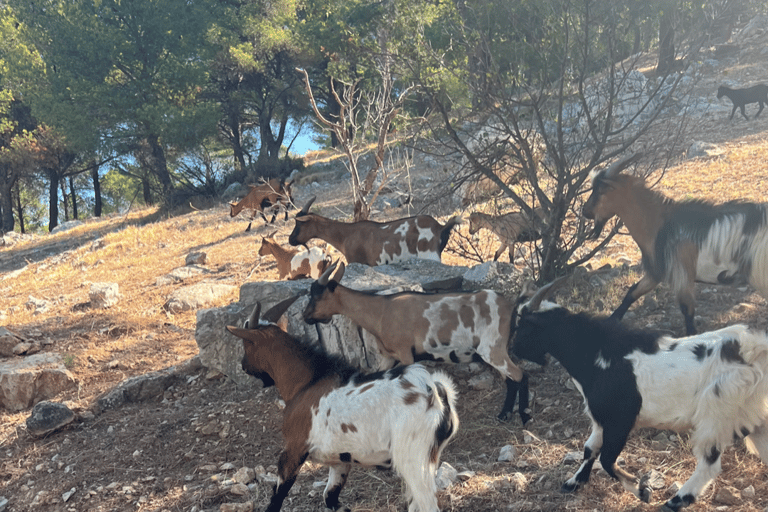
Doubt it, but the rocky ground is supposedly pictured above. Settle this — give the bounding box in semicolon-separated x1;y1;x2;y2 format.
4;21;768;512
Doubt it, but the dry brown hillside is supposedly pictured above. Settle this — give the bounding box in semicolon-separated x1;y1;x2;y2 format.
3;35;768;512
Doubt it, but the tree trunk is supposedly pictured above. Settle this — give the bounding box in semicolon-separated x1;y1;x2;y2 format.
60;179;69;222
69;176;78;220
142;177;153;206
92;165;102;217
657;7;676;73
0;168;14;233
14;183;24;234
147;133;172;196
47;168;59;232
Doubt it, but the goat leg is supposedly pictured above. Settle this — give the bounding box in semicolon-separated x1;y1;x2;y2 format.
266;449;308;512
324;464;352;511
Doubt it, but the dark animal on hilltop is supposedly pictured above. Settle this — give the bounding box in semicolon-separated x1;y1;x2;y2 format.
303;260;531;423
226;297;459;512
288;196;460;266
582;158;768;335
468;207;546;262
717;84;768;120
512;278;768;511
228;178;294;231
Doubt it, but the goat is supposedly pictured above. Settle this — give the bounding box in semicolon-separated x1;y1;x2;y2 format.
226;297;459;512
717;84;768;120
258;236;331;280
582;162;768;335
303;260;531;423
288;196;460;266
512;278;768;511
468;207;546;262
229;178;294;231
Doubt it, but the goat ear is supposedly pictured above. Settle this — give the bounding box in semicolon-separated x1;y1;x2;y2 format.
262;295;301;324
317;259;339;285
331;261;346;283
299;196;316;215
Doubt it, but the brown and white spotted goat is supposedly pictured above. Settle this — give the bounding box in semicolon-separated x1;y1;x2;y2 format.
303;261;531;423
227;297;459;512
229;178;294;231
289;196;460;266
258;236;331;280
468;207;546;262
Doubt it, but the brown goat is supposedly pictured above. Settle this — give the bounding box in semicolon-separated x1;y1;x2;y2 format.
229;178;294;231
303;261;531;423
583;158;768;335
468;207;546;262
258;236;331;280
289;197;460;266
227;298;459;512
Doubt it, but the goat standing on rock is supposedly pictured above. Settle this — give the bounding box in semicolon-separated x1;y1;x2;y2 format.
289;196;460;266
512;278;768;511
583;157;768;335
227;297;459;512
303;260;531;424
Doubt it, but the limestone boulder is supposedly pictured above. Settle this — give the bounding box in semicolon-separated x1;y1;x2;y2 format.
195;259;519;384
164;281;237;313
26;401;76;437
0;353;77;411
0;327;27;358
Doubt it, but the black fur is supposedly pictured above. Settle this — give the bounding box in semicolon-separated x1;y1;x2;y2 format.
717;84;768;120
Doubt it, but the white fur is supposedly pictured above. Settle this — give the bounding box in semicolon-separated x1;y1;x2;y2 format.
290;246;329;279
306;365;459;512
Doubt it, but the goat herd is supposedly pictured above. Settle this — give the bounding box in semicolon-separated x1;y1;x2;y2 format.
225;158;768;512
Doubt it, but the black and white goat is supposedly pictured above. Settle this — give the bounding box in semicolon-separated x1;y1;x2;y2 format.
583;162;768;334
289;196;460;266
512;278;768;511
717;84;768;120
303;260;530;424
227;297;459;512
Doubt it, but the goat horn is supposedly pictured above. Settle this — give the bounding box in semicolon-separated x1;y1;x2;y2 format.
317;259;339;285
603;152;641;178
299;196;317;215
526;275;570;312
262;295;301;324
245;303;262;329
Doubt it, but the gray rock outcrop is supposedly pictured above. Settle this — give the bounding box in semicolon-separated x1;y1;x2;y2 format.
89;282;119;308
164;281;238;313
195;259;522;386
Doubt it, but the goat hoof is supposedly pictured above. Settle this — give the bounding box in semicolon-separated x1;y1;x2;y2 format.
639;485;652;503
497;410;514;422
560;481;579;494
519;410;533;426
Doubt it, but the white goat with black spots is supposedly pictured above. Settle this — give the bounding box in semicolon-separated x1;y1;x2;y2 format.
226;297;459;512
512;278;768;511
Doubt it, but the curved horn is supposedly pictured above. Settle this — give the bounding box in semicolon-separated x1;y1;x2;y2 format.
244;303;262;329
525;275;570;312
262;295;301;324
603;152;641;179
299;196;317;215
317;259;339;285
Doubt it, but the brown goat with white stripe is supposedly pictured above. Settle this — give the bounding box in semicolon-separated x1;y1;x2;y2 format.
258;236;331;280
303;261;531;424
229;178;294;231
288;197;460;266
468;207;546;262
227;297;459;512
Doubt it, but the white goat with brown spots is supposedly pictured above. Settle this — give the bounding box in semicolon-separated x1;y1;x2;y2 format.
288;197;461;266
468;207;546;262
227;297;459;512
258;236;331;280
303;261;531;423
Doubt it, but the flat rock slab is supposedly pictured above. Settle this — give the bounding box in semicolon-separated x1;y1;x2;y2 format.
164;281;237;313
26;401;75;437
0;353;77;411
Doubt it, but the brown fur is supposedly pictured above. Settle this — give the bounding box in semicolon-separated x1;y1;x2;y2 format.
468;208;545;262
258;237;300;280
229;178;294;229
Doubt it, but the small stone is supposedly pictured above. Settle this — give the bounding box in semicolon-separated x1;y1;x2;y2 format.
667;481;683;494
219;502;253;512
229;483;249;496
498;444;516;462
562;451;582;464
742;484;755;498
62;488;75;502
219;462;237;471
435;462;457;490
185;252;207;265
714;486;740;506
456;471;475;481
233;467;256;485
